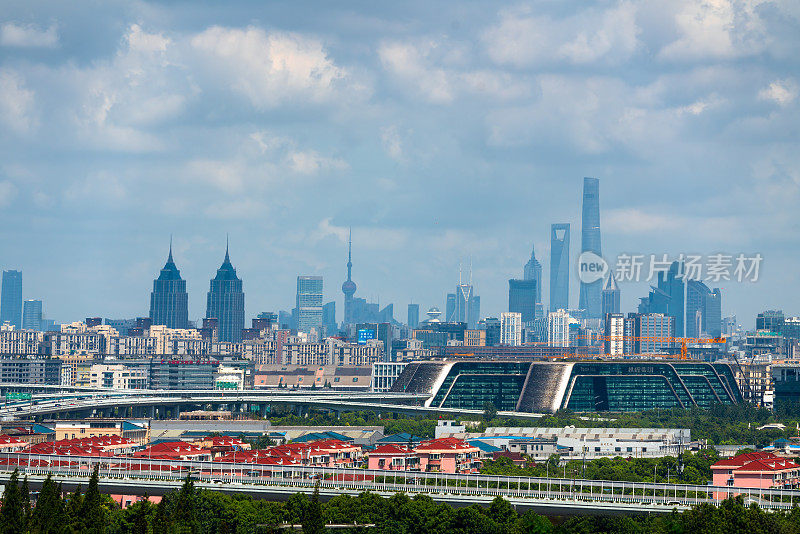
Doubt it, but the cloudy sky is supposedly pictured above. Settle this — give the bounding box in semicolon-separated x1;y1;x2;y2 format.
0;0;798;327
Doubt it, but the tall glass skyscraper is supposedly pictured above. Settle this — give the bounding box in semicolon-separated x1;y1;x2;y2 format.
407;303;419;329
549;223;570;312
639;261;685;337
523;245;543;305
578;177;602;318
297;276;323;333
508;279;537;323
601;273;620;318
22;299;42;331
686;280;722;338
206;243;245;342
0;270;22;329
149;242;189;329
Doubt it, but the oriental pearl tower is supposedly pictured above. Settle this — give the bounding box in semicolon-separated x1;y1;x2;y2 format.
341;228;357;326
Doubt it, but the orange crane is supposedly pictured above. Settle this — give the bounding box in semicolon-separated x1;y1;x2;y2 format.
575;334;726;360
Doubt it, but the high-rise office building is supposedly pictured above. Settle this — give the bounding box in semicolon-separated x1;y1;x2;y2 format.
635;313;675;353
22;299;42;331
500;312;522;346
508;279;537;323
578;177;602;318
601;273;620;318
206;242;245;342
757;310;784;333
523;245;543;305
686;281;722;338
639;261;685;337
296;276;323;334
445;293;456;322
549;224;570;312
604;313;625;355
547;309;573;347
1;270;22;329
341;229;357;327
322;301;337;336
407;303;419;329
149;241;189;329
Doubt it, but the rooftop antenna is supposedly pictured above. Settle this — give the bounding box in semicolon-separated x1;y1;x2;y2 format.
347;227;353;281
469;257;473;285
168;234;173;262
225;233;230;261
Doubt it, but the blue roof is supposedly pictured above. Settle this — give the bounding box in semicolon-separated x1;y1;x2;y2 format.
32;424;54;434
468;439;502;453
774;438;791;444
122;421;145;431
293;431;353;443
377;432;424;443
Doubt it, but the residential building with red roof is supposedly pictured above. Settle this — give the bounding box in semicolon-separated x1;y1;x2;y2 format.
711;451;800;498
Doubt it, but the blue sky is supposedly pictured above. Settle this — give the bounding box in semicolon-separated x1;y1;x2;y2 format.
0;0;798;326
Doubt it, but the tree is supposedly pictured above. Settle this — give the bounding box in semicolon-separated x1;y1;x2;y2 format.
32;473;66;534
483;401;498;422
1;469;25;534
302;482;325;534
174;475;200;533
78;465;105;534
20;475;31;531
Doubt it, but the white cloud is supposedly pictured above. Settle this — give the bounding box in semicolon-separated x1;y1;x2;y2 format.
0;22;58;48
64;172;127;204
204;198;267;219
658;0;769;61
287;150;348;175
187;159;247;193
191;26;353;108
0;70;37;134
126;23;170;53
381;125;404;161
759;79;798;106
379;40;531;103
482;2;640;67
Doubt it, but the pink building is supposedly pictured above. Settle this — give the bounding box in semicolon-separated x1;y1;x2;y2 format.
711;452;800;499
366;438;481;474
367;444;420;471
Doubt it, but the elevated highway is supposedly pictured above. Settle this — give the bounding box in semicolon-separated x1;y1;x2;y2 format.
0;453;795;516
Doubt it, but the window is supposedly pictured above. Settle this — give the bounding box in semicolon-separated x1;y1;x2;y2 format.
353;377;358;382
334;377;340;383
626;447;632;452
595;447;600;452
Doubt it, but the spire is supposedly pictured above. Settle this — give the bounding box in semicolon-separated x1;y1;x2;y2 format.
225;233;230;263
168;235;174;263
347;227;353;281
603;271;618;291
530;244;536;260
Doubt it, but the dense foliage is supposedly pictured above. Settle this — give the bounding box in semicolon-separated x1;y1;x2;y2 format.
481;450;721;485
4;470;800;533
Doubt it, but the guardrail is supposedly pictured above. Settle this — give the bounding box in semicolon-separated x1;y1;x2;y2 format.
0;452;797;510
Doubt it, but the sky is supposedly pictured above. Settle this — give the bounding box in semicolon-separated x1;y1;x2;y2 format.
0;0;798;327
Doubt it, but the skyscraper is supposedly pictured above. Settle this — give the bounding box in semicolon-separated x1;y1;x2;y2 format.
601;273;620;318
445;293;456;322
549;224;570;312
22;299;42;331
149;241;189;329
578;177;602;318
508;279;537;323
341;229;357;327
322;301;336;336
687;281;722;338
296;276;323;333
500;312;522;346
206;241;245;342
639;261;685;337
523;245;543;304
0;270;22;329
407;303;419;329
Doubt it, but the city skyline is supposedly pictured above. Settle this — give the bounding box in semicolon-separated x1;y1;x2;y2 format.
0;1;798;325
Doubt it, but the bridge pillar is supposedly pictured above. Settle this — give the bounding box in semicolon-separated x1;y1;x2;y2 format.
149;406;155;419
173;405;180;419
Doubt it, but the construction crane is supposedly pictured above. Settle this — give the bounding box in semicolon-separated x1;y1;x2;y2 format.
575;334;726;360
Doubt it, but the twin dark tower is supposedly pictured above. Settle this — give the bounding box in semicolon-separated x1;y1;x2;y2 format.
149;239;245;342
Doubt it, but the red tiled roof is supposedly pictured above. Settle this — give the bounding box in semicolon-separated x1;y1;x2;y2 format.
370;444;414;455
737;458;800;473
712;452;777;469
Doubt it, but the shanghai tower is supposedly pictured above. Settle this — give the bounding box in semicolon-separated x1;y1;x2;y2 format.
578;177;602;318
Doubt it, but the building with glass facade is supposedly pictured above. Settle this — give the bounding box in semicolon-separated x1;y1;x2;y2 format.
22;299;42;331
508;279;537;323
549;224;570;312
149;244;189;329
1;270;22;329
296;276;323;334
578;177;602;318
206;245;245;342
391;360;743;413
